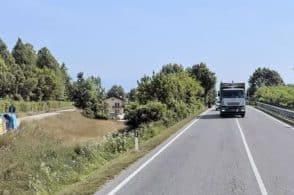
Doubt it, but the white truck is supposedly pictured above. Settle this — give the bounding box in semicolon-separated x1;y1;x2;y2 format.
218;82;246;117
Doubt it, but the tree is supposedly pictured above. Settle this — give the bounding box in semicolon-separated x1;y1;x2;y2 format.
127;88;137;101
0;58;8;97
60;63;73;100
0;37;70;101
71;72;107;118
107;85;125;99
189;63;216;104
160;63;184;74
248;67;284;96
136;71;203;109
12;38;37;66
126;65;205;126
36;47;59;69
207;88;217;106
0;38;15;65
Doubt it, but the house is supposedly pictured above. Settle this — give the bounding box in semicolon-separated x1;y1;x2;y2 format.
104;97;125;119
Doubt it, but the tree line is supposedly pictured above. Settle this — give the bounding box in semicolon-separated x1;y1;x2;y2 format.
0;38;71;101
71;63;216;120
0;38;218;119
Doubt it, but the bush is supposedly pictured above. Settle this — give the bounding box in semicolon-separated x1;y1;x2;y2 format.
125;101;167;127
0;100;73;113
254;85;294;108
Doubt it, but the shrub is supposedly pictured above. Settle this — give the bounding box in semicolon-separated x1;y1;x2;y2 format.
125;101;167;127
0;100;73;113
254;85;294;108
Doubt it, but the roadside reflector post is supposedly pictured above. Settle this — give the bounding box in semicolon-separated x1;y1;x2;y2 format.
134;129;139;151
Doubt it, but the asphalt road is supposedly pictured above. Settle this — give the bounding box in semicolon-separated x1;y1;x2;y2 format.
96;106;294;195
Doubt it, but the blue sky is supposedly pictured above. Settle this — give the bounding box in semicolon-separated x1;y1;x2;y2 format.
1;0;293;91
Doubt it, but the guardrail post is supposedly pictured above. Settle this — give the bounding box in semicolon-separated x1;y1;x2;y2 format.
134;129;139;151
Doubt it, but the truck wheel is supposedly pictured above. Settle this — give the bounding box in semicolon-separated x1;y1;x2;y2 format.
241;114;245;118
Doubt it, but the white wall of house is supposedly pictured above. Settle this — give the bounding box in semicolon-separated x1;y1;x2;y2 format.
105;97;124;119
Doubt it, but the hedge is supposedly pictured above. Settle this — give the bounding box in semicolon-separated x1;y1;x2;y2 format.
254;85;294;109
0;100;73;113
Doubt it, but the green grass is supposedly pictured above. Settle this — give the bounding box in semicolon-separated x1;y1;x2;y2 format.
0;100;74;115
57;110;205;195
0;111;127;195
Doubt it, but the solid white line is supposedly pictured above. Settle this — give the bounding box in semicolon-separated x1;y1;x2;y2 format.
236;119;268;195
250;106;293;129
107;109;210;195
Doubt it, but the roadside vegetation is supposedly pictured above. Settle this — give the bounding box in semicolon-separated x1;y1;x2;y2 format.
0;111;127;194
248;67;293;109
247;67;284;97
254;85;294;109
0;100;73;114
0;38;71;101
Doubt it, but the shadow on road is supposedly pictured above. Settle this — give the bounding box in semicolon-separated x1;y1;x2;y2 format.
199;114;221;119
199;113;242;119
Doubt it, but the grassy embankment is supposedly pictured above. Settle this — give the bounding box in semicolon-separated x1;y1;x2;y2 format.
0;108;205;195
0;111;126;194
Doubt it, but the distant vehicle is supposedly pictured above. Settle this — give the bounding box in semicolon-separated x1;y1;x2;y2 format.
218;82;246;117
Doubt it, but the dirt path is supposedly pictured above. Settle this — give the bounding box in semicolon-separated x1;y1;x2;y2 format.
19;109;76;122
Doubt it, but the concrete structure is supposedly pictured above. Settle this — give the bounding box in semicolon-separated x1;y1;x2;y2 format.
105;97;124;119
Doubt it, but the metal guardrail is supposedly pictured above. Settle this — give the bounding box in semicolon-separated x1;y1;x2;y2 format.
256;102;294;123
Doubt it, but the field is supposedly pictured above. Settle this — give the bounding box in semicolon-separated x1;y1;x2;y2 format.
0;111;126;194
23;111;127;144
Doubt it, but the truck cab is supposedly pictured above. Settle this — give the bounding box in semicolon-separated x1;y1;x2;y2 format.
219;82;246;117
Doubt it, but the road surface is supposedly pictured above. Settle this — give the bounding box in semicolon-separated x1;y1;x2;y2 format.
96;106;294;195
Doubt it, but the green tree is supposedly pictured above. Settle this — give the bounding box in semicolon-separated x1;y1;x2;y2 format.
60;63;73;100
0;37;70;101
207;88;217;106
189;63;216;104
32;68;62;101
107;85;125;99
0;38;15;65
127;88;137;101
36;47;59;69
0;57;8;97
12;38;37;66
71;73;107;118
126;65;205;126
248;67;284;96
160;63;184;74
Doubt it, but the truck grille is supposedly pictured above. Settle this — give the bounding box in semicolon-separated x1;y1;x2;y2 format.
227;102;240;106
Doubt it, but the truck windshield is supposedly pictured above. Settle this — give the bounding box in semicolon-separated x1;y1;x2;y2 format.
222;90;244;98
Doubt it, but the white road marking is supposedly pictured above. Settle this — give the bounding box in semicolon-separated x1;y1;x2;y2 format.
236;118;268;195
107;109;210;195
250;106;293;129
